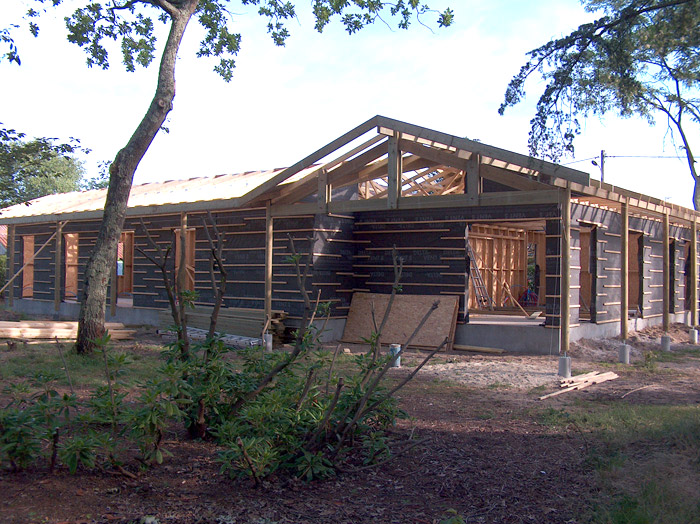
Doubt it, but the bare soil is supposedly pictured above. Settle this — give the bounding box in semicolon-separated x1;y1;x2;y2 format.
2;324;700;524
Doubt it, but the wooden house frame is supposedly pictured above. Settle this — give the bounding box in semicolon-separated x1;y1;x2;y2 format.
1;116;698;353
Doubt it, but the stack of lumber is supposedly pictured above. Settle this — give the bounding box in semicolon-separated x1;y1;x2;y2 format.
157;306;287;343
159;327;262;350
0;321;136;340
538;371;619;400
341;293;459;351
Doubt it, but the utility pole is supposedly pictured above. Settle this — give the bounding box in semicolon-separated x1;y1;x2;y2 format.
591;150;606;183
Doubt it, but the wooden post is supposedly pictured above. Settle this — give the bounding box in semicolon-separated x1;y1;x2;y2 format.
54;222;63;312
521;231;528;293
464;224;470;322
317;168;329;214
663;212;670;333
560;189;571;354
466;153;480;204
387;132;402;209
6;225;14;306
109;262;117;317
264;202;273;323
620;200;629;341
691;220;698;327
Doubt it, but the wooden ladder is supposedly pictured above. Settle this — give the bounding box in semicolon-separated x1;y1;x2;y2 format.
466;240;495;310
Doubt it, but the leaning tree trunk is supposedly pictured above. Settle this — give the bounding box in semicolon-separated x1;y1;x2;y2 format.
75;2;199;353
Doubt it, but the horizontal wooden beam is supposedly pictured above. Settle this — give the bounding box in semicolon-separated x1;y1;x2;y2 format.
269;189;561;217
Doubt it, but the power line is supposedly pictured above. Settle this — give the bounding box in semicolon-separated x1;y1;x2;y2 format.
563;154;682;166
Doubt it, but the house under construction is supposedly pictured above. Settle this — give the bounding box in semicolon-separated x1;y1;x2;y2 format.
1;116;697;353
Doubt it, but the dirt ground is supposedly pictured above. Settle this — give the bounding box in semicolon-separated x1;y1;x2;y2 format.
2;323;700;523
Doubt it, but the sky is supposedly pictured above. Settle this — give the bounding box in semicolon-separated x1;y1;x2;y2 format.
2;0;697;208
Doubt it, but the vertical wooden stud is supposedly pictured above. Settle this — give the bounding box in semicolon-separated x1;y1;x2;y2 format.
54;222;63;312
521;232;528;293
621;200;629;341
7;225;14;306
265;202;273;323
387;132;402;210
691;220;698;327
110;263;117;317
663;212;670;333
177;212;188;299
561;189;571;354
466;153;480;204
317;168;330;214
463;224;470;322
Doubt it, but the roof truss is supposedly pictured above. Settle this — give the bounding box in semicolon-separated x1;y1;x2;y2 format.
3;115;698;225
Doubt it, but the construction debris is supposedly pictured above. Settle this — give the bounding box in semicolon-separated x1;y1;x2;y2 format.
538;371;619;400
157;307;286;344
0;321;135;340
158;327;261;350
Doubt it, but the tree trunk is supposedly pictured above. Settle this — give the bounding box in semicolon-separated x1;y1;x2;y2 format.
75;2;199;354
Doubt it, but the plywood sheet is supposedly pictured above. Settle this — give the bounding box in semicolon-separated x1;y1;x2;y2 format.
342;292;458;350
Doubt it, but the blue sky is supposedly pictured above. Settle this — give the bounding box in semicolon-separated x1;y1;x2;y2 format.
2;0;697;207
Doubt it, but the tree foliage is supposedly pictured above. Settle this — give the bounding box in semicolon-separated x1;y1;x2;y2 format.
0;132;86;208
22;0;454;82
499;0;700;207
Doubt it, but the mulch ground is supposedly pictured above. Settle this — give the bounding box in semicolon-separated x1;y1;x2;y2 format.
2;324;699;523
0;374;596;524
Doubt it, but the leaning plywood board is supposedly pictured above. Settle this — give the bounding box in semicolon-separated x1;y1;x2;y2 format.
342;292;458;350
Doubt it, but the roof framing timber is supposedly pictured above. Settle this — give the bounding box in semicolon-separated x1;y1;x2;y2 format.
3;115;699;226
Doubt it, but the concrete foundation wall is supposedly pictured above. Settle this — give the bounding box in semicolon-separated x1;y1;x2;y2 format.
9;299;162;326
6;300;690;355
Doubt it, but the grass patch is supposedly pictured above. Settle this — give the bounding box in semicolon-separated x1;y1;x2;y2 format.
0;343;166;388
534;402;700;523
651;346;700;363
528;384;548;395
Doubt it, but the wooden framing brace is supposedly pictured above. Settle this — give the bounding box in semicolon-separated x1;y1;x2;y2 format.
0;224;65;297
467;224;529;309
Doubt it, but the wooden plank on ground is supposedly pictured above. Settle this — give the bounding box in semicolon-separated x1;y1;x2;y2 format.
452;344;505;354
0;327;135;340
539;371;618;400
341;292;458;350
0;321;126;329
